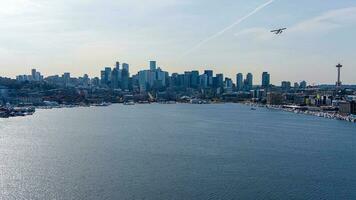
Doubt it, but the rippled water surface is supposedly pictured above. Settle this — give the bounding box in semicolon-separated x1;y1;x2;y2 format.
1;104;356;200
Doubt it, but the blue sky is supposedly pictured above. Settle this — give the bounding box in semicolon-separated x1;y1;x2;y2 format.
1;0;356;84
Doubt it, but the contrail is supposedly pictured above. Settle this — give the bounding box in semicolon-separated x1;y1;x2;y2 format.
181;0;274;57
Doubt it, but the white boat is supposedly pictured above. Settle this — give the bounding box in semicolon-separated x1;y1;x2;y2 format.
124;101;135;105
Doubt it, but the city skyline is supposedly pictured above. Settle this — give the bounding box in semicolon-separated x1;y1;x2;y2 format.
9;60;351;86
1;0;356;84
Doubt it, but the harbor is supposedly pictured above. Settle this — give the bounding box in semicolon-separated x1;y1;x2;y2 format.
246;103;356;123
0;106;35;118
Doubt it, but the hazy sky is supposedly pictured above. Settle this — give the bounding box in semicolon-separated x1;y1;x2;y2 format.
1;0;356;84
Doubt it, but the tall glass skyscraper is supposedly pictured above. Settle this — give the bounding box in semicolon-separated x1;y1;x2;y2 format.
262;72;270;88
236;73;243;91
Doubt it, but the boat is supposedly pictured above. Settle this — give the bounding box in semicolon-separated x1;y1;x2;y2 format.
124;101;135;105
93;102;111;107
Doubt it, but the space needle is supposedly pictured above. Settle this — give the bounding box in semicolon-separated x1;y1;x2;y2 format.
336;63;342;88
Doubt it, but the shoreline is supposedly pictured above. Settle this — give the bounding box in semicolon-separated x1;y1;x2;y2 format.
244;102;356;123
2;102;356;123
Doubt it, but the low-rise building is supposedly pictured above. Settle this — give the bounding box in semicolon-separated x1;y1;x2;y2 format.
267;92;283;105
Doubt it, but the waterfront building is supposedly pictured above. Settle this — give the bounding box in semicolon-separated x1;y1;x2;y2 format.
339;101;356;115
267;92;283;105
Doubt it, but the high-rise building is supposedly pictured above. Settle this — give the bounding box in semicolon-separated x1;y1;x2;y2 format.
215;74;224;88
236;73;243;91
262;72;270;88
104;67;112;85
155;68;167;88
100;70;106;85
115;62;120;70
245;73;253;90
225;78;233;92
150;61;156;71
199;74;208;88
122;63;129;73
300;81;307;89
62;72;71;86
204;70;213;77
111;68;120;89
281;81;291;91
204;70;213;86
138;70;150;91
31;69;37;81
121;63;130;90
121;68;129;90
184;71;192;88
191;71;199;88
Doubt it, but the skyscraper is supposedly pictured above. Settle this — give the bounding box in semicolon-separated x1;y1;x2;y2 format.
225;77;233;90
150;61;156;71
100;70;106;85
204;70;213;87
190;71;199;88
199;74;208;88
62;72;71;86
300;81;307;89
122;63;129;73
236;73;243;91
104;67;112;85
121;63;130;90
31;69;37;81
111;68;119;89
215;74;224;88
184;71;192;88
245;73;253;90
115;62;120;70
262;72;270;88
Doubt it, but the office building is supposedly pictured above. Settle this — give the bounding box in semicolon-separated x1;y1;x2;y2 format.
236;73;243;91
262;72;270;88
